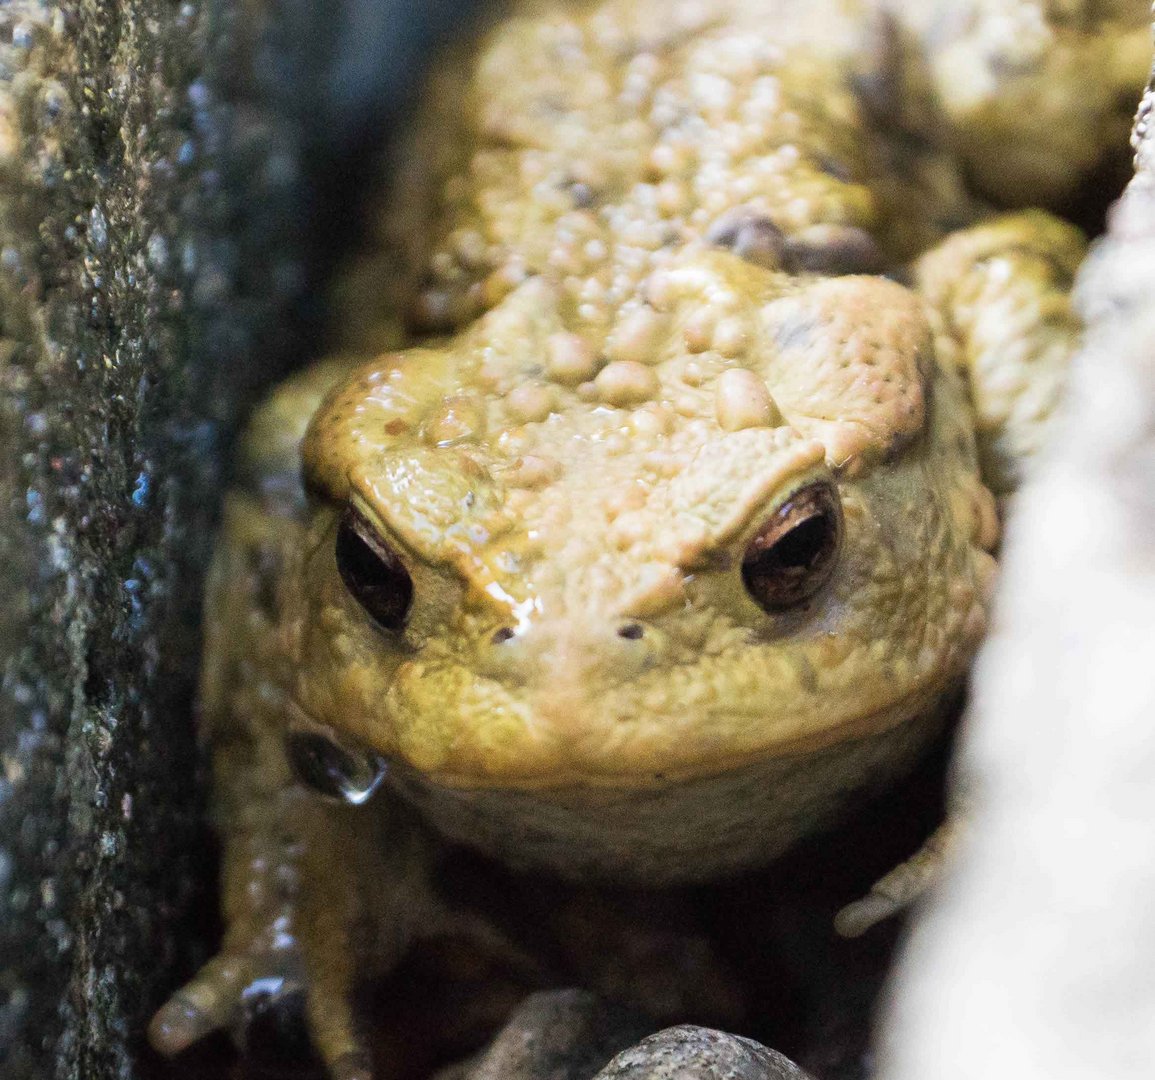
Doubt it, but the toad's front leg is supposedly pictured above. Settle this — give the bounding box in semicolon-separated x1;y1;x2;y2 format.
150;783;435;1080
146;483;443;1079
916;210;1088;496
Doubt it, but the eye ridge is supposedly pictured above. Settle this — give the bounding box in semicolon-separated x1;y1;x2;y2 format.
335;506;414;631
742;483;842;612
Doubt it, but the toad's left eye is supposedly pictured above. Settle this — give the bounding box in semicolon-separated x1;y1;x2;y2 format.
742;482;843;612
335;507;413;631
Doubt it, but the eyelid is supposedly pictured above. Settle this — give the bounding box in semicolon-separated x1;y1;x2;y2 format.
722;472;840;560
649;429;828;568
347;474;519;610
347;493;413;558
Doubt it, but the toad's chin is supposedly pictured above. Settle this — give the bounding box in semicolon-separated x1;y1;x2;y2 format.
382;698;952;884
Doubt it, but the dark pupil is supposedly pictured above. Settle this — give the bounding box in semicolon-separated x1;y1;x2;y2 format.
335;510;413;631
760;514;828;570
742;483;842;612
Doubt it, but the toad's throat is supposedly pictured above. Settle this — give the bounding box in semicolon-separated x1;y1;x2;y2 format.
382;697;956;885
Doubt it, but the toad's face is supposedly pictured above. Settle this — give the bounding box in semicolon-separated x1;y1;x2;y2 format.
284;251;996;792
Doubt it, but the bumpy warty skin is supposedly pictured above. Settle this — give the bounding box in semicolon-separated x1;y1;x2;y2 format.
147;0;1150;1074
291;0;1006;807
298;260;992;786
286;251;996;876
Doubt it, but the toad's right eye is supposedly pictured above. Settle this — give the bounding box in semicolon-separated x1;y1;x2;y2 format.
335;508;413;632
741;482;842;613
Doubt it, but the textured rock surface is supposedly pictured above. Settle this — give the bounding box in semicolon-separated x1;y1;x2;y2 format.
0;8;217;1078
593;1025;815;1080
0;2;485;1079
878;46;1155;1080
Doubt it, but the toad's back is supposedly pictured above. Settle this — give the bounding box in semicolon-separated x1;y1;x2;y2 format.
345;0;970;353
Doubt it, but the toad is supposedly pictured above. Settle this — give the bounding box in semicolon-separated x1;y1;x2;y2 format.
150;2;1149;1076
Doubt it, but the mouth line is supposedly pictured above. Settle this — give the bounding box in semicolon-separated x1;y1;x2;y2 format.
394;669;960;792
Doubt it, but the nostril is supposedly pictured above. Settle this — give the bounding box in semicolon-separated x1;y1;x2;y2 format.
617;622;644;641
491;627;515;645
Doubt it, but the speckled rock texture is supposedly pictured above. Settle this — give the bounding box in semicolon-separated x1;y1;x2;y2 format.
593;1025;815;1080
877;44;1155;1080
0;2;485;1079
0;7;214;1077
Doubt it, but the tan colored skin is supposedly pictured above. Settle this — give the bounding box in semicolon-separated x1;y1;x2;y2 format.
149;2;1146;1076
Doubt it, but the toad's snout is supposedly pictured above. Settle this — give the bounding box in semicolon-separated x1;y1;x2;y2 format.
474;616;668;687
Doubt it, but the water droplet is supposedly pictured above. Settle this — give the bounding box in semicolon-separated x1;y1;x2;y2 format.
285;732;387;805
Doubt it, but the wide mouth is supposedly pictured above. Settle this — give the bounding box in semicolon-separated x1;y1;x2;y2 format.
371;660;964;793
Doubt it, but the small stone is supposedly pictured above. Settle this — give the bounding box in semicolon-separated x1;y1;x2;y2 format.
546;332;600;383
506;383;556;423
595;361;660;406
715;369;781;431
593;1026;816;1080
606;307;670;365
